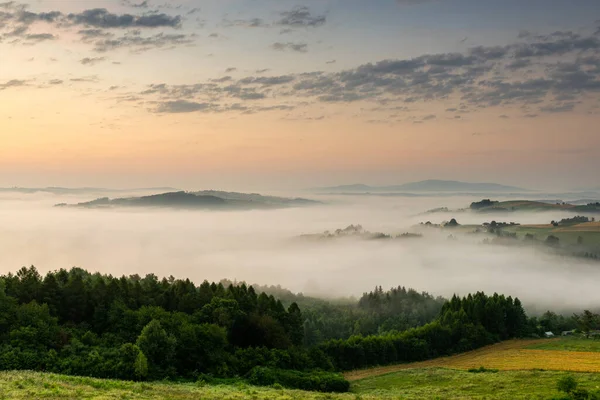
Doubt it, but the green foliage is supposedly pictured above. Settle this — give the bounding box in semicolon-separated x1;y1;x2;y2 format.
468;366;498;373
558;376;578;394
470;199;499;210
573;311;600;337
246;367;350;393
555;376;600;400
136;320;177;378
320;292;530;371
0;266;311;383
134;351;148;380
0;265;559;392
559;216;590;226
535;311;578;336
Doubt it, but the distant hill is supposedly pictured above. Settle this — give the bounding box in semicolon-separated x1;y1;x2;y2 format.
470;199;600;213
313;180;528;193
56;191;321;210
0;187;179;195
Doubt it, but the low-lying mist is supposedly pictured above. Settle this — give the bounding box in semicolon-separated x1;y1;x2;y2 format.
0;191;598;314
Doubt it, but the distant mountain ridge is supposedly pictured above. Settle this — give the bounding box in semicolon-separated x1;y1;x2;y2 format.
0;187;179;195
313;180;529;193
56;190;321;210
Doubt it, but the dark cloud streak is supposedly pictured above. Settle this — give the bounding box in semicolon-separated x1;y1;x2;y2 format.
271;42;308;52
277;6;326;28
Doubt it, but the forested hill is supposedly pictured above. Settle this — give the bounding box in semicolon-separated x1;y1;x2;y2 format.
219;279;446;342
55;191;321;210
0;266;548;390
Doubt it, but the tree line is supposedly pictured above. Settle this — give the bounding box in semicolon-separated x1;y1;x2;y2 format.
0;265;573;390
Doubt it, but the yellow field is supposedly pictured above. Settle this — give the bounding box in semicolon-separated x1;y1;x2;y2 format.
345;340;600;381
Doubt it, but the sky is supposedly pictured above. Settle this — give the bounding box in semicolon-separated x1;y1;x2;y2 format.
1;0;600;190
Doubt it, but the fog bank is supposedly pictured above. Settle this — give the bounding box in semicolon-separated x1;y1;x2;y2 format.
0;191;598;314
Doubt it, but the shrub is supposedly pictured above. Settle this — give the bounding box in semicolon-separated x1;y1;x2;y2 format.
557;376;578;394
246;367;350;393
468;366;498;373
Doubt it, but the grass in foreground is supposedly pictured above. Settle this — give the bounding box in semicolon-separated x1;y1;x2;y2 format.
2;369;600;400
0;371;333;400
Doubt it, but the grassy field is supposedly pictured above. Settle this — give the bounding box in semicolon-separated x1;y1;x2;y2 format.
441;222;600;244
527;337;600;353
351;369;600;400
344;339;600;381
502;224;600;246
3;339;600;399
3;369;600;400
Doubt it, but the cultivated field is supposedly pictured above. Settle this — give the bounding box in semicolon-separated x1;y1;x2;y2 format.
344;339;600;381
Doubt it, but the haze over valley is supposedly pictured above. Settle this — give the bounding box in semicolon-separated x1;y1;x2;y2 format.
2;182;599;314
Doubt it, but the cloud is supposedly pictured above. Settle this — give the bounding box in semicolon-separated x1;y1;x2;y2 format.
506;58;531;70
132;24;600;119
225;67;237;73
67;8;181;29
513;33;600;58
17;10;61;24
93;32;193;52
277;6;326;28
48;79;63;85
80;57;106;65
539;102;576;113
469;45;509;60
69;76;99;83
223;18;267;28
153;100;293;115
271;42;308;53
1;3;185;51
238;75;295;86
156;100;215;113
121;0;149;8
2;5;181;32
396;0;437;4
0;79;27;90
24;32;56;42
78;29;113;40
237;91;266;100
211;76;232;83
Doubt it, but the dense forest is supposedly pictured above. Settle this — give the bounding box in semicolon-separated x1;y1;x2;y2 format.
0;266;577;392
